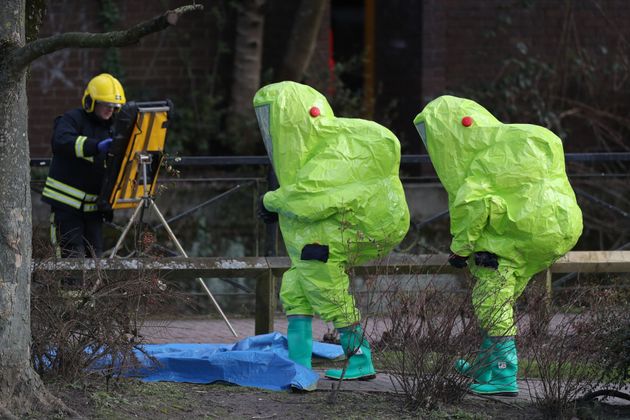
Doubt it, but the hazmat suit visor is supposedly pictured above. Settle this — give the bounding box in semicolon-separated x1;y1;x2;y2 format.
254;104;274;163
415;121;427;149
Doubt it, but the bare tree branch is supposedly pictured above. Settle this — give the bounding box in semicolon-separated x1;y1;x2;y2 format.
8;4;203;73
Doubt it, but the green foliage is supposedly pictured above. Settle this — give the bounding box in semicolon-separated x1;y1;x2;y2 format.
325;55;399;128
98;0;124;79
26;0;47;43
98;0;120;26
456;13;630;153
592;299;630;387
166;4;232;155
168;89;227;154
521;358;600;382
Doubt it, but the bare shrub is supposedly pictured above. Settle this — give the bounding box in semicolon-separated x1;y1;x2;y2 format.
375;266;479;410
520;284;629;419
587;288;630;390
31;242;188;384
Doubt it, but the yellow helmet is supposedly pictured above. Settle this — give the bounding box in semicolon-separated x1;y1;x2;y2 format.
82;73;126;112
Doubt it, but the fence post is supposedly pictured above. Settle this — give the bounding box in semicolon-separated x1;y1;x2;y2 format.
264;169;279;257
255;268;276;335
255;168;279;334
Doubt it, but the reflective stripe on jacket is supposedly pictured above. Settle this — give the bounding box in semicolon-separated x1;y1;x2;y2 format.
42;108;112;213
42;177;99;212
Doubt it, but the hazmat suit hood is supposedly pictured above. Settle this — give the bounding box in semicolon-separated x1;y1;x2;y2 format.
253;81;409;264
413;95;502;196
413;95;582;272
253;82;334;186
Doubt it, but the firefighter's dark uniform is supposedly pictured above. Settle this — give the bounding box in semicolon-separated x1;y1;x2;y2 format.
42;108;112;258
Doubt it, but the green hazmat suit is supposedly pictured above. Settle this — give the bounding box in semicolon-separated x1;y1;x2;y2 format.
254;81;409;328
414;95;582;336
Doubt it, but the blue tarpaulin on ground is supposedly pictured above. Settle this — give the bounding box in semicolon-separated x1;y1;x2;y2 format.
128;332;344;391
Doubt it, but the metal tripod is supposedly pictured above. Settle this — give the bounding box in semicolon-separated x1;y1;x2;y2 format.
110;153;238;337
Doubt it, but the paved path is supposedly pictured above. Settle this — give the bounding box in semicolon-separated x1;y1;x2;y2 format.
140;318;629;406
140;313;583;345
141;316;336;344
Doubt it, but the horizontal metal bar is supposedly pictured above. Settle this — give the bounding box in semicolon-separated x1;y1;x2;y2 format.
29;153;630;168
565;152;630;162
138;106;170;112
32;251;630;277
168;156;270;166
154;182;253;229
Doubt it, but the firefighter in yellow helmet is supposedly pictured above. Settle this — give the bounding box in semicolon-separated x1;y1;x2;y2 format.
42;73;126;258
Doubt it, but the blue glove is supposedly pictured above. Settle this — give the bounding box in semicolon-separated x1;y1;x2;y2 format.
97;138;113;154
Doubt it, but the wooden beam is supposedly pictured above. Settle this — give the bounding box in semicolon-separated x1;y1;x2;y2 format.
33;251;630;276
549;251;630;273
33;251;630;336
33;257;272;278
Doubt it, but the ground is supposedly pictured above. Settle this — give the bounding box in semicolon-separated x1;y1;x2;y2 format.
21;318;629;419
28;371;630;419
35;379;545;420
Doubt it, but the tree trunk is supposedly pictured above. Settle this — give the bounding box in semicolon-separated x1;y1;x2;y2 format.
0;2;65;417
226;0;266;154
0;1;201;416
277;0;327;82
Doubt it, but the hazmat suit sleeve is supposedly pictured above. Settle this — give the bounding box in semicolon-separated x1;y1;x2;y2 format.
264;147;382;223
264;183;367;223
449;177;508;256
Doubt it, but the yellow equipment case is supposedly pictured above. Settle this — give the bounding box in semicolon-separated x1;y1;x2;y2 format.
98;100;173;211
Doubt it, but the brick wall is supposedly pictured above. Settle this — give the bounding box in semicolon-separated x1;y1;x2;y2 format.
28;1;221;156
420;0;630;95
407;0;630;150
28;1;630;156
28;0;330;157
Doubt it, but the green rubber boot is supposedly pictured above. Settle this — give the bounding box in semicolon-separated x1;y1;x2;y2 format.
469;337;519;396
325;325;376;381
454;335;493;383
287;316;313;369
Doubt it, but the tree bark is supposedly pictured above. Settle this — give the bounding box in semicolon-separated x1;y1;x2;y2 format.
0;1;201;416
226;0;266;154
277;0;327;82
0;3;62;415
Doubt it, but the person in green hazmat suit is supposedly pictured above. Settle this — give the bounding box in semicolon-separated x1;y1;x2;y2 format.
413;95;582;396
253;81;409;381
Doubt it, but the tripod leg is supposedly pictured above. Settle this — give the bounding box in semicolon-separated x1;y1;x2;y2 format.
149;200;239;337
110;202;144;258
